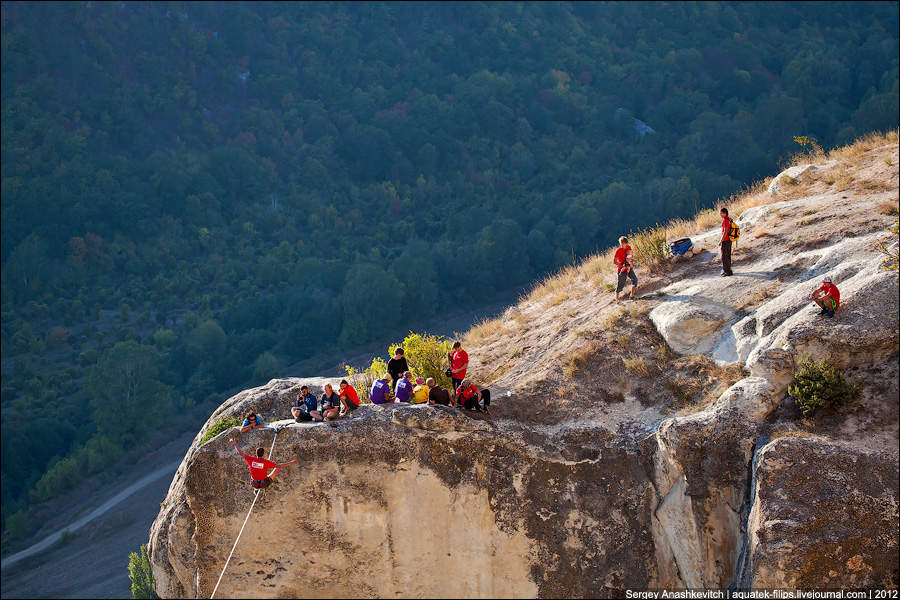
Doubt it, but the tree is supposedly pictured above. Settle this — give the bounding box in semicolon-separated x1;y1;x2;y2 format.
128;544;158;599
86;341;171;445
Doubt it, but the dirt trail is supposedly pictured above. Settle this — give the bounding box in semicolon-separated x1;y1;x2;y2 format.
1;458;182;571
0;432;194;599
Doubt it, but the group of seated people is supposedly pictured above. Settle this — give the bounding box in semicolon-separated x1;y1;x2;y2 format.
368;371;490;412
239;376;490;432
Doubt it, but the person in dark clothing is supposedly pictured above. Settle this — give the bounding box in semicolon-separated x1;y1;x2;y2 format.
387;347;409;393
291;385;320;422
319;383;341;420
426;377;451;406
718;207;734;277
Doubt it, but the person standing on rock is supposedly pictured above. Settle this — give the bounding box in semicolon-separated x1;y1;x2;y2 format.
230;438;297;490
718;207;734;277
613;236;637;301
448;341;468;393
387;347;409;393
811;275;840;318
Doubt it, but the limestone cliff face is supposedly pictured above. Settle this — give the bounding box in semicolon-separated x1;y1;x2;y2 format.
149;141;899;597
149;387;658;598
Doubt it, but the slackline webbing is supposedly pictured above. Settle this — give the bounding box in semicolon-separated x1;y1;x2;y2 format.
210;428;280;599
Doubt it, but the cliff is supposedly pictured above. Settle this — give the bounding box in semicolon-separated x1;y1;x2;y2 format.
148;135;899;597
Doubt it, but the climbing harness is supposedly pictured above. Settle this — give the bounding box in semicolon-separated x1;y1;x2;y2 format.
210;428;280;599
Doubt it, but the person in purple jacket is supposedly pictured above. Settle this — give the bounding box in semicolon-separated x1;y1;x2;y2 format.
394;371;414;403
369;375;393;405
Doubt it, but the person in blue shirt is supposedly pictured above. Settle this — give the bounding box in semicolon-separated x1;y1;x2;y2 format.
394;371;413;403
241;410;266;432
291;385;322;422
369;375;393;405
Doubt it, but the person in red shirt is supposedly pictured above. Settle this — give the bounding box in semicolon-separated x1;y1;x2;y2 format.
230;438;297;489
718;207;734;277
455;379;490;412
447;341;468;393
338;379;360;415
612;236;637;301
811;275;840;318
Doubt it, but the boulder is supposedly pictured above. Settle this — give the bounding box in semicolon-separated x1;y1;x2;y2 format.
743;436;899;589
649;296;735;355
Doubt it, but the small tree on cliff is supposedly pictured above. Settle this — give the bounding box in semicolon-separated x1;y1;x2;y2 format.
128;544;158;599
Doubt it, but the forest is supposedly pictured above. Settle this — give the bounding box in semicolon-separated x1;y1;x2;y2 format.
1;1;898;538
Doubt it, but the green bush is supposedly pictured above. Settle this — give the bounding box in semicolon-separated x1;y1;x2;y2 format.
344;356;388;404
628;225;669;269
788;358;859;417
128;544;158;599
200;415;242;445
345;331;454;397
388;332;453;389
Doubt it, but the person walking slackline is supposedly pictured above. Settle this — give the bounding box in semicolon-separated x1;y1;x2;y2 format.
719;207;734;277
230;438;297;490
613;236;637;302
387;347;409;393
448;341;468;393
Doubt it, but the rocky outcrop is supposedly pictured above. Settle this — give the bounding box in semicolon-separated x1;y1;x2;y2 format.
649;296;735;355
149;382;661;598
149;142;899;597
649;378;777;589
743;437;899;589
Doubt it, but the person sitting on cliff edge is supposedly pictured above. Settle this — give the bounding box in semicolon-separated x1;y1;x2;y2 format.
240;410;266;432
230;438;297;490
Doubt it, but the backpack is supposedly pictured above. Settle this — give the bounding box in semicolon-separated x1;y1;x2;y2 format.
728;220;741;242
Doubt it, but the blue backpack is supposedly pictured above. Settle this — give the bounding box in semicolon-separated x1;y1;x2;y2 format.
670;238;693;256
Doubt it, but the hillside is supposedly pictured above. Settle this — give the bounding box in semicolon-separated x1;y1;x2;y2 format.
3;2;899;535
147;133;898;596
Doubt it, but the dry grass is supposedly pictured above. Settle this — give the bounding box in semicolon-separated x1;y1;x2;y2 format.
826;130;899;164
623;355;651;376
548;291;569;307
736;283;778;311
460;130;898;353
465;317;503;345
694;209;721;230
877;199;899;216
525;265;579;304
563;341;600;380
665;218;695;239
603;308;626;329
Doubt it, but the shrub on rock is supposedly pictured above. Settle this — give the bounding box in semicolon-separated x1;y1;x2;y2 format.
788;358;859;417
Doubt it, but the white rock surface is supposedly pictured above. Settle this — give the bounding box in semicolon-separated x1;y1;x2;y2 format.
649;297;736;355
